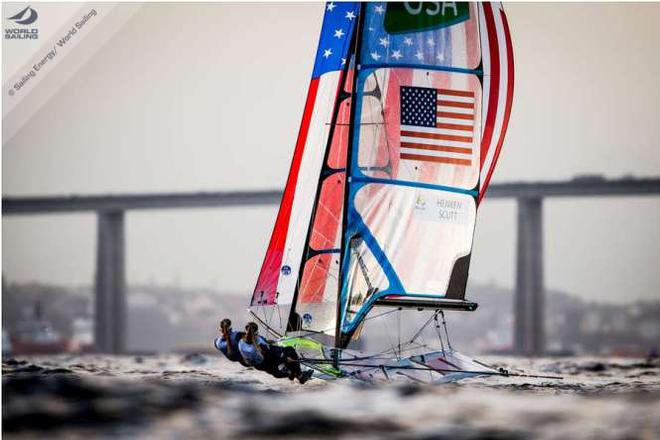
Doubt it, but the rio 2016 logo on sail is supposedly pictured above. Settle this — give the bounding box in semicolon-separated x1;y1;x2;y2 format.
5;5;39;40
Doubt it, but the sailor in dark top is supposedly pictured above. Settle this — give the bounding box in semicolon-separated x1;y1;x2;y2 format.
238;322;313;384
214;319;249;367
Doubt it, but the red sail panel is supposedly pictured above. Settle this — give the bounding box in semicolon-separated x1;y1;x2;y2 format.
308;174;345;252
327;93;351;169
299;253;336;304
298;174;344;303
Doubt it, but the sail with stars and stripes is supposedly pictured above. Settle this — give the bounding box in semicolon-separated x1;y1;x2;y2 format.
247;2;513;345
249;2;360;337
335;2;514;346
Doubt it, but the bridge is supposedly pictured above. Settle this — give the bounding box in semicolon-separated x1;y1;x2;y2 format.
4;177;660;355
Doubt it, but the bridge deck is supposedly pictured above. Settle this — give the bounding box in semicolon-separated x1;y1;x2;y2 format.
3;178;660;214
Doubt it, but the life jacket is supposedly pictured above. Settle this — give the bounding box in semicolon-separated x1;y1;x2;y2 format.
214;330;244;362
238;335;268;366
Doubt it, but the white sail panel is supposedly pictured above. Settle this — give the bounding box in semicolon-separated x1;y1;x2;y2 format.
274;70;341;306
343;184;476;325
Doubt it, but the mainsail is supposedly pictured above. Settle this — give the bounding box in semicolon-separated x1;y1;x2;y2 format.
249;2;514;349
336;2;514;346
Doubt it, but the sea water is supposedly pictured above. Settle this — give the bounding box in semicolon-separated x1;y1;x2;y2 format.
3;354;659;439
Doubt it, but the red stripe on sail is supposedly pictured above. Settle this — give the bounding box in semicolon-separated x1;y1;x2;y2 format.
437;122;473;132
401;131;472;143
479;6;514;204
437;111;474;121
480;3;500;172
439;89;474;98
401;153;472;166
401;142;472;155
251;78;320;305
437;100;474;109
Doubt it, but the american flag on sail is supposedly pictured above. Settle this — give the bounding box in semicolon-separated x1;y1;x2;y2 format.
400;85;475;166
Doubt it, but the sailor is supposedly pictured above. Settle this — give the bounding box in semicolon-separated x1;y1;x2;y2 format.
238;322;313;384
214;318;249;367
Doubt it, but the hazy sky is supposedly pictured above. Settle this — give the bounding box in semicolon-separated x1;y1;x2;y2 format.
3;3;660;303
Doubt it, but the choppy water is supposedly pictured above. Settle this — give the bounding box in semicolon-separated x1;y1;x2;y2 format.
3;354;660;439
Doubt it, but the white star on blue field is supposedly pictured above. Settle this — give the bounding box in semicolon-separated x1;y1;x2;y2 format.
312;2;360;78
360;2;454;68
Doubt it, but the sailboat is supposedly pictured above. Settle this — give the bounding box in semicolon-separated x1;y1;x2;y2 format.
248;2;515;383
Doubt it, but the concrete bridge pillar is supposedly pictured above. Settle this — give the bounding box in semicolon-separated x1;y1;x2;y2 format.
94;210;126;354
514;197;544;355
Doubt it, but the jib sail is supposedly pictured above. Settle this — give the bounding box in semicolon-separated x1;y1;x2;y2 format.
249;2;360;337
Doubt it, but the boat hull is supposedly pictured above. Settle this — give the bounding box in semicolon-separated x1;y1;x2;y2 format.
278;337;497;384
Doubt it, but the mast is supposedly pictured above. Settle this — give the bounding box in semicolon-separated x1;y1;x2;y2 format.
335;5;366;350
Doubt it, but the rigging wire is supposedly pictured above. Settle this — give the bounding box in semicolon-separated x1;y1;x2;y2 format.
350;236;375;296
408;310;440;346
379;308;398;360
397;308;402;360
368;309;448;361
275;292;283;331
440;311;453;351
375;341;431;358
266;302;455;373
434;313;446;356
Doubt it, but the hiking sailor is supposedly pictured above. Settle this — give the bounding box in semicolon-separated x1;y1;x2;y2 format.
238;322;313;384
214;318;249;367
